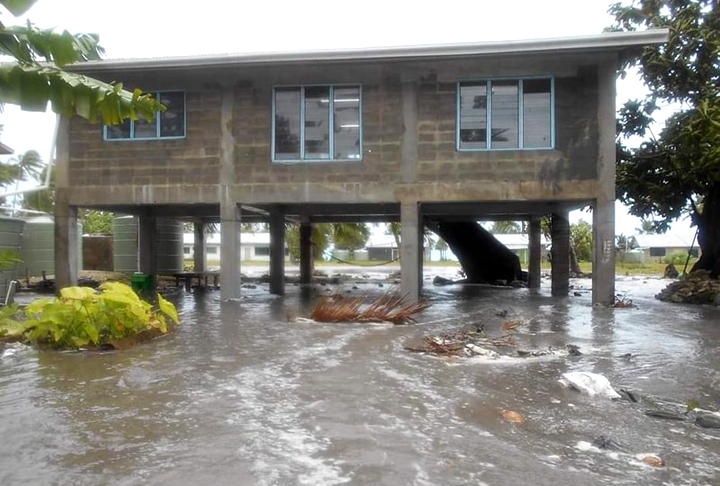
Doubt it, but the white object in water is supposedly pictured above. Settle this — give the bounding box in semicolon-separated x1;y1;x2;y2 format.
465;343;500;359
559;372;621;399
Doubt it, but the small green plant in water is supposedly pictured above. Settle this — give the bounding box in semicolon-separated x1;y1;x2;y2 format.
0;282;179;349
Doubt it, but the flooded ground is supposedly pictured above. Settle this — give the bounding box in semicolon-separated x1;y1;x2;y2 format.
2;268;720;486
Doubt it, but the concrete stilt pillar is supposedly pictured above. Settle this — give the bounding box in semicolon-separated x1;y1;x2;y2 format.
220;202;241;300
400;202;421;301
53;197;78;293
593;200;615;304
593;60;617;305
269;210;285;295
138;215;157;285
528;216;542;289
193;221;206;273
551;212;570;297
53;117;78;293
299;222;312;285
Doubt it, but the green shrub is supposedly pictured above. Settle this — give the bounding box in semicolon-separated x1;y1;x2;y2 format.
0;282;179;349
663;252;696;266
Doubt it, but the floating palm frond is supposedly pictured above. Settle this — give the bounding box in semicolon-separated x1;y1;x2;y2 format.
310;291;430;324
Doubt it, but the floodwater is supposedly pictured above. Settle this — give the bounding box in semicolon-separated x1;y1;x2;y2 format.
2;269;720;486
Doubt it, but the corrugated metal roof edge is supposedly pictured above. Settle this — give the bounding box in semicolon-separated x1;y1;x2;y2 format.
68;29;668;72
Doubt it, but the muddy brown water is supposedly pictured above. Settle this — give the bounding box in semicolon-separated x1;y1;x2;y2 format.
2;271;720;486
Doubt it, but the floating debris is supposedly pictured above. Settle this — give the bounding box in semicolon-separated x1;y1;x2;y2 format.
638;454;665;467
502;320;522;331
612;294;635;308
695;411;720;429
644;409;685;420
559;372;621;399
592;436;626;452
405;325;582;361
311;291;431;324
499;409;525;423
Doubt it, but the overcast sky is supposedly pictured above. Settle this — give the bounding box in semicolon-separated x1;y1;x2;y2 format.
0;0;695;235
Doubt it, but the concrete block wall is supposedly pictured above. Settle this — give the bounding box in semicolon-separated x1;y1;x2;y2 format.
68;91;222;187
65;55;609;206
232;75;403;187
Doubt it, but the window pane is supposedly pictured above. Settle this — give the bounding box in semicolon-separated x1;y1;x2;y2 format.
134;114;157;138
274;89;301;160
523;79;552;148
106;120;131;139
304;86;330;159
159;92;185;137
333;87;361;159
459;82;487;149
490;80;518;149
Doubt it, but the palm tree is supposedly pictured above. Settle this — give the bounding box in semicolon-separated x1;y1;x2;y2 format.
490;220;521;234
10;150;43;203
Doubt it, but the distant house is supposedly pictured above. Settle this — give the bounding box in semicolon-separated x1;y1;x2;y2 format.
629;233;699;262
364;233;436;262
364;234;401;261
183;233;289;262
492;233;551;265
362;232;545;264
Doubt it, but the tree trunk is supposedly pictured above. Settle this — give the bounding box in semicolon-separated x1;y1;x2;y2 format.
430;222;523;283
569;244;582;276
691;185;720;278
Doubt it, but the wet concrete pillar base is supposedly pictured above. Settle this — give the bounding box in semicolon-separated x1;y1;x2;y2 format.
193;221;206;273
400;202;421;301
53;199;79;293
551;212;570;296
528;216;542;289
299;222;312;285
220;202;241;300
269;210;285;295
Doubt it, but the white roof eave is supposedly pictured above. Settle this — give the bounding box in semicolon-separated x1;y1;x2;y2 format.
68;29;668;73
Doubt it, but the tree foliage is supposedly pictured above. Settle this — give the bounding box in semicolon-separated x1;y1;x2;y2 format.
285;223;371;262
80;209;113;234
570;220;593;261
610;0;720;275
489;220;521;234
0;0;163;123
0;282;179;349
635;218;659;234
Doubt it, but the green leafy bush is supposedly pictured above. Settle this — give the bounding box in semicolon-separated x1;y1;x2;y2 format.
663;252;696;266
0;282;179;349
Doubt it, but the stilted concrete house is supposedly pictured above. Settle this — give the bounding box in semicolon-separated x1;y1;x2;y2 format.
54;30;667;303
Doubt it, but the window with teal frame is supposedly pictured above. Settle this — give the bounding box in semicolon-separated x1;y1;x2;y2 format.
272;85;362;162
457;78;554;150
104;91;186;140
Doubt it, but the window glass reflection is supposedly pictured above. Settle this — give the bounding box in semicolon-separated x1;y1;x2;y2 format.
459;82;487;149
106;120;131;139
159;92;185;138
490;80;518;149
134;114;157;138
304;86;330;159
334;87;361;159
523;79;551;148
274;89;301;160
